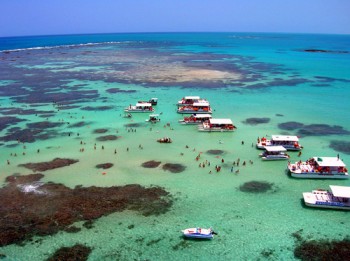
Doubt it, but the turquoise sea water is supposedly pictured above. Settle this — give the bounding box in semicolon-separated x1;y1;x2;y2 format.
0;33;350;260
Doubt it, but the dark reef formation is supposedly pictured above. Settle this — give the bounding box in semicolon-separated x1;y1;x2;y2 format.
292;230;350;261
239;181;274;193
124;123;143;128
162;163;186;173
96;135;119;141
95;163;114;169
0;174;172;246
278;121;350;136
47;244;92;261
141;160;162;168
206;149;225;155
303;49;349;54
81;106;113;111
242;117;270;125
329;140;350;155
93;128;108;134
0;116;26;131
19;158;79;172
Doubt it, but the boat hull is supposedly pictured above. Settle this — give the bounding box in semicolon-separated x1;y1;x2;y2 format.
303;192;350;210
177;110;212;114
262;156;289;161
198;128;235;132
290;172;349;179
256;144;301;151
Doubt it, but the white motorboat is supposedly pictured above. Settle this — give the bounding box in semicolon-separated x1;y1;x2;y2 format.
303;185;350;210
288;157;348;179
256;135;302;151
182;227;217;239
198;118;236;132
178;114;212;124
124;102;154;113
260;146;290;160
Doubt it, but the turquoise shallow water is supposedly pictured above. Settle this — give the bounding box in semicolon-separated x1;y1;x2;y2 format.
0;33;350;260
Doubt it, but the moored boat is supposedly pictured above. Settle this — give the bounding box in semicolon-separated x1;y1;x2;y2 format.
303;185;350;210
198;118;236;132
145;114;160;123
124;102;154;113
256;135;302;151
177;96;208;107
179;114;212;124
177;102;212;114
157;137;172;143
288;157;348;179
182;227;216;239
138;98;158;105
260;146;290;160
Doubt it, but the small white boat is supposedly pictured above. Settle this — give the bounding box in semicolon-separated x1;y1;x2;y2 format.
177;102;212;114
256;135;302;151
124;102;154;113
288;157;349;179
178;114;212;124
177;96;209;107
145;114;160;123
198;118;236;132
182;227;216;239
303;185;350;210
157;137;172;143
260;146;290;160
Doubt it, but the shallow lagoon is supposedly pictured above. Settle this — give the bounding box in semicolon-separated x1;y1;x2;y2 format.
0;33;350;260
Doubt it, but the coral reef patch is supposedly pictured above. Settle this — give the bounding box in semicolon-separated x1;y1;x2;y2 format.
0;174;172;246
19;158;79;172
47;244;92;261
329;140;350;155
242;117;270;125
162;163;186;173
141;160;162;168
206;150;225;155
96;135;119;141
278;122;350;136
96;163;113;169
239;181;274;193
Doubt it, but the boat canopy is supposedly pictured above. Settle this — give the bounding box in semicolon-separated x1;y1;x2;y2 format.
209;119;233;125
184;96;200;100
314;157;346;167
193;114;212;118
149;114;159;117
136;102;152;107
264;146;287;152
271;135;299;141
330;185;350;198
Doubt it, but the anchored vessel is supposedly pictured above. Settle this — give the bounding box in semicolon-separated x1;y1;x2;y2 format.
179;114;212;124
177;102;212;114
182;227;216;239
260;146;290;160
145;114;160;123
303;185;350;210
124;102;154;113
288;157;348;179
198;118;236;132
177;96;209;107
256;135;302;151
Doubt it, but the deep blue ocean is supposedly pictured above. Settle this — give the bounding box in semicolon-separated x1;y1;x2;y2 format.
0;32;350;260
